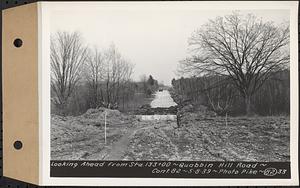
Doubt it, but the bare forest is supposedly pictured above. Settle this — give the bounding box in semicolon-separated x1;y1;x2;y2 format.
51;12;290;162
51;32;159;116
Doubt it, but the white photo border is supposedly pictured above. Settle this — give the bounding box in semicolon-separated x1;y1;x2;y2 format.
39;1;299;186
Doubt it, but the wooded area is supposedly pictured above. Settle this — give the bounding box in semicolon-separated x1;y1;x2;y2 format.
51;31;159;116
172;69;289;116
177;12;289;116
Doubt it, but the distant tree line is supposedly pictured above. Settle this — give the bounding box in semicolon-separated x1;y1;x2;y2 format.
172;69;289;116
139;74;159;96
51;31;159;116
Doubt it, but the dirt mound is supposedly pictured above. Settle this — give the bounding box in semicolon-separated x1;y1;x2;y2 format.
51;113;105;160
51;108;135;137
77;107;135;127
82;107;122;119
136;104;177;115
51;108;137;160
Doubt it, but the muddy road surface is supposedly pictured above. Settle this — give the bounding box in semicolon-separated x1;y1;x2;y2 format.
150;90;177;108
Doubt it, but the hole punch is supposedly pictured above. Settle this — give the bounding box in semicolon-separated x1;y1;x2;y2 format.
13;38;23;48
13;141;23;150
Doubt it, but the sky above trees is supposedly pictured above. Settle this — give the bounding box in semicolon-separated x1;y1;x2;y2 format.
50;3;289;85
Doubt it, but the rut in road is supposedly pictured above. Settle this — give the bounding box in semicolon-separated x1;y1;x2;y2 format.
103;124;156;160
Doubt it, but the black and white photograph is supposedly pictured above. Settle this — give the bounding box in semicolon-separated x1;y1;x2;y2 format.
1;1;298;187
42;1;300;185
50;4;291;163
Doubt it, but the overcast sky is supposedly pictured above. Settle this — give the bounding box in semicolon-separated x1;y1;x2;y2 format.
50;5;289;85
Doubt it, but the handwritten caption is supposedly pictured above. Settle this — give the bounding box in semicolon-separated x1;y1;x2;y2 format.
51;161;290;178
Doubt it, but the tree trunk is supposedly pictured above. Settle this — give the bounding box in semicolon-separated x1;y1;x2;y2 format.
245;95;252;116
106;79;110;108
58;100;67;116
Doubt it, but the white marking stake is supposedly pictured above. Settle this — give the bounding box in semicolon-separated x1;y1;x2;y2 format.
105;111;107;144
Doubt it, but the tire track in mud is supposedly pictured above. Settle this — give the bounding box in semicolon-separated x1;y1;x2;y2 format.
201;133;228;161
155;125;181;160
126;121;211;160
121;121;181;160
103;124;157;160
84;123;157;160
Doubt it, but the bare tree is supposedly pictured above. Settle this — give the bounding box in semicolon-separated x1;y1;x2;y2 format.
103;44;134;108
103;44;120;107
85;47;106;108
179;12;289;115
203;77;235;115
51;31;88;115
139;74;148;94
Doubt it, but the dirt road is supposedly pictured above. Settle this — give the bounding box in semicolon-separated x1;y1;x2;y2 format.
51;104;289;162
150;90;177;108
85;122;156;160
86;90;179;160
